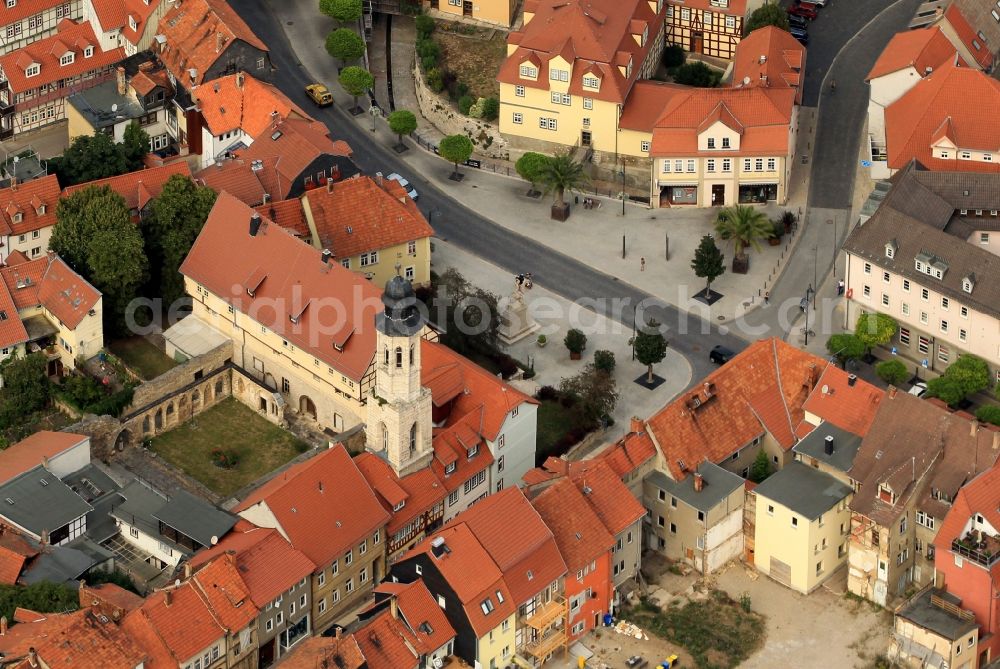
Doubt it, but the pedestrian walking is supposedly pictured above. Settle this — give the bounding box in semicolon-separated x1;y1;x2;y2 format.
837;279;845;296
640;257;646;272
764;291;770;305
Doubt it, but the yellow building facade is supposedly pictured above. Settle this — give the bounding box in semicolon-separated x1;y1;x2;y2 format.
426;0;518;27
478;614;517;669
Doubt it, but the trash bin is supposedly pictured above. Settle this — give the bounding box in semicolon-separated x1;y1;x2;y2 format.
603;613;613;626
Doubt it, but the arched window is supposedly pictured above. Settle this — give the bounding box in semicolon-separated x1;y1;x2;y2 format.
381;422;389;451
384;347;389;365
409;423;417;455
395;346;403;368
409;344;415;365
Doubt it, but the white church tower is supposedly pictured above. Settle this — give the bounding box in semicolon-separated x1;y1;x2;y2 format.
365;275;433;478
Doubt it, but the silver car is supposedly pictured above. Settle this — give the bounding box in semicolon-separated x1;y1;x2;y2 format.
387;172;418;200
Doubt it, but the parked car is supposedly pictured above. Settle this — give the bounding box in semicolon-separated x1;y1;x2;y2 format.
909;381;928;397
387;172;419;200
787;13;809;29
807;0;828;6
787;4;818;19
305;83;333;107
710;345;735;365
794;0;822;9
790;26;810;44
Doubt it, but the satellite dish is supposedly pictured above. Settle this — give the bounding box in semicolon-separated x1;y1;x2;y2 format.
111;103;118;112
821;384;829;394
742;76;751;85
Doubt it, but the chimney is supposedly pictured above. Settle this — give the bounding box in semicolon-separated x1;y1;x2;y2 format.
318;480;324;492
326;177;334;193
971;421;979;437
40;529;48;546
183;563;192;579
249;212;262;237
847;374;857;387
164;589;172;606
390;595;399;620
41;455;49;469
321;249;332;265
693;472;704;492
925;66;933;75
431;536;448;558
888;385;898;399
335;626;342;639
1;616;8;636
375;171;384;186
236;71;244;88
824;435;834;455
116;66;126;95
630;416;643;434
28;648;37;668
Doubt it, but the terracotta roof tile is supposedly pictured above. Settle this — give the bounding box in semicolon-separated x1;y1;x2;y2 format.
90;0;163;46
0;254;101;331
302;175;434;258
0;431;87;484
180;192;381;381
352;610;420;669
885;60;1000;170
934;460;1000;555
866;26;961;80
62;163;192;213
79;582;144;618
157;0;268;88
800;366;884;437
254;198;309;237
120;606;184;667
531;478;614;570
618;81;688;132
646;338;824;480
0;609;146;669
134;586;225;663
375;580;456;654
188;526;315;608
0;278;27;349
190;554;258;632
235;445;389;568
273;634;366;669
569;460;645;535
193;73;310;137
355;453;447;536
0;174;59;236
944;3;994;69
732;27;806;104
0;20;124;93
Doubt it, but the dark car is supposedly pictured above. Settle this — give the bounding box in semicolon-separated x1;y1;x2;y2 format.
788;4;818;19
787;14;809;29
710;345;735;365
790;26;809;43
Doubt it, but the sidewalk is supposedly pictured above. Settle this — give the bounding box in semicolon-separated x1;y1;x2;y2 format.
270;0;820;335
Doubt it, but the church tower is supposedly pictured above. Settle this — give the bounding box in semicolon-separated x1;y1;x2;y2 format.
365;275;433;478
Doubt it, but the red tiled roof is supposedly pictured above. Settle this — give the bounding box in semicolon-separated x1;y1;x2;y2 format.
302;175;434;258
498;0;667;104
444;487;567;605
800;366;883;437
255;199;309;237
188;526;315;608
193;72;309;137
732;27;806;103
0;431;87;484
0;609;146;669
0;174;59;237
62;163;192;213
235;445;389;568
133;586;225;663
0;20;124;93
618;81;688;132
0;538;34;585
190;554;258;632
121;605;186;667
355;453;447;537
866;27;960;80
180;192;381;381
157;0;268;87
646;338;824;480
886;60;1000;171
90;0;163;46
403;523;515;637
569;460;645;535
375;580;456;654
651;87;795;156
0;0;68;25
79;582;144;617
944;3;994;69
273;634;367;669
0;279;25;350
0;254;101;331
352;610;420;669
531;478;614;570
935;461;1000;553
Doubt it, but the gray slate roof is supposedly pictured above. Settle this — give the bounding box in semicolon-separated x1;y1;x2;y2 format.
0;466;92;537
753;461;852;520
792;423;862;474
66;79;146;131
153;489;236;547
843;162;1000;318
20;544;98;586
646;461;744;513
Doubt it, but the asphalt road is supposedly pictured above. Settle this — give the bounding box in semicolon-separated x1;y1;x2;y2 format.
231;0;748;384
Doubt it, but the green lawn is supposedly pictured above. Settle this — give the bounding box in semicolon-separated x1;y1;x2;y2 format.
535;399;582;465
148;398;309;496
108;337;177;380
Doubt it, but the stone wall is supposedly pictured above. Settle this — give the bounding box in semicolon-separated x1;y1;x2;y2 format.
413;64;509;160
128;342;234;410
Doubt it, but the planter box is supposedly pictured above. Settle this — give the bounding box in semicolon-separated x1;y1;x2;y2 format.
569;351;581;360
551;202;570;221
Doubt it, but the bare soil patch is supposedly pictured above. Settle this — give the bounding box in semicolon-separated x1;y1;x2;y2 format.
435;25;506;99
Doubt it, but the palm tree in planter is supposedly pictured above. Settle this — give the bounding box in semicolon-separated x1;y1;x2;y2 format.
713;204;773;274
539;153;590;221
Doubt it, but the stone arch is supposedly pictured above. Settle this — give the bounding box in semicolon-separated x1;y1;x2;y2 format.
409;423;417;455
142;416;150;434
192;389;201;414
237;378;245;394
114;429;132;451
154;409;163;430
299;395;317;420
215;379;224;397
205;384;213;403
166;402;174;416
395;346;403;368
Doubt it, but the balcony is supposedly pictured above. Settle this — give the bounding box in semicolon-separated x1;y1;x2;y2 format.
952;532;1000;568
522;627;567;659
522;596;566;630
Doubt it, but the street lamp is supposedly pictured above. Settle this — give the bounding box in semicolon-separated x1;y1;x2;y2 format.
801;284;815;346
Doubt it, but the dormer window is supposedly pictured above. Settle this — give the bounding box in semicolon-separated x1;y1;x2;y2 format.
467;444;478;459
393;500;405;511
885;240;896;259
84;46;93;58
128;15;137;31
25;64;39;78
12;212;22;224
583;75;599;89
59;52;74;66
549;67;569;82
878;484;895;504
962;275;975;294
722;137;730;149
518;64;537;79
707;138;716;149
445;462;456;475
480;598;494;615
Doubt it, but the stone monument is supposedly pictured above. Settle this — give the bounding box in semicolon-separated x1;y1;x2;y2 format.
498;274;539;345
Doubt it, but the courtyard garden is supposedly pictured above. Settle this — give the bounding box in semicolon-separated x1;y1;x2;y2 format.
148;398;309;496
108;337;177;380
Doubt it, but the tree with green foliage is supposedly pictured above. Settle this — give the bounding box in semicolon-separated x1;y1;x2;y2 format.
745;2;790;34
927;354;991;407
538;152;590;208
146;175;218;304
876;359;909;385
415;14;435;39
634;318;668;383
826;333;866;369
433;268;500;355
594;350;615;374
564;328;587;356
691;234;725;294
854;312;898;356
714;205;773;271
515;152;550;195
749;449;772;483
325;28;365;62
439;134;473;179
338;66;374;112
86;210;148;335
121;122;150;171
51;133;128;186
663;44;685;68
672;61;721;87
51;186;121;273
320;0;362;23
976;405;1000;427
387;110;417;149
481;97;500;121
560;363;619;427
0;353;49;428
0;582;80;623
